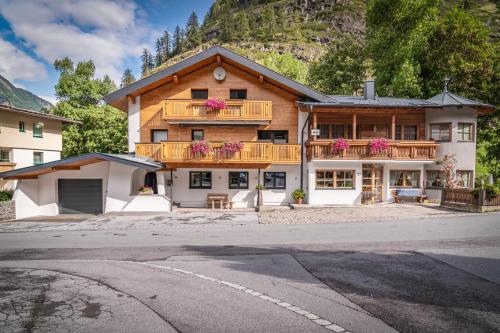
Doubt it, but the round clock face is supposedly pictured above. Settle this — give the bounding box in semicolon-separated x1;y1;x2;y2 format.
213;67;226;81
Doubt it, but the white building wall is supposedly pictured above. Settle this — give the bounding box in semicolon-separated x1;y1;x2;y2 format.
13;179;40;219
307;161;363;205
12;148;60;168
383;162;426;203
128;96;141;153
172;165;300;208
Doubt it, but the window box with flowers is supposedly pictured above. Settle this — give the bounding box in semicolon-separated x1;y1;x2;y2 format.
191;140;211;158
138;186;154;195
220;141;244;156
369;138;391;155
331;138;350;156
204;98;226;111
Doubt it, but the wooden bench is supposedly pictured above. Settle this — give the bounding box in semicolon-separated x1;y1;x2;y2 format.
393;189;427;204
207;193;233;209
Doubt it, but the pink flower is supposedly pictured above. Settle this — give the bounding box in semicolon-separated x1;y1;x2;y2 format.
205;98;226;110
220;141;244;154
369;138;391;154
331;138;350;153
191;140;211;155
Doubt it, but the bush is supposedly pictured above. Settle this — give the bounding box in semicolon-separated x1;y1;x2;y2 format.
292;189;305;200
0;191;13;202
472;184;500;200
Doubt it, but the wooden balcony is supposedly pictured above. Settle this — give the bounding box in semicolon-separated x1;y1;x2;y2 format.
163;99;272;121
135;142;300;168
306;140;438;161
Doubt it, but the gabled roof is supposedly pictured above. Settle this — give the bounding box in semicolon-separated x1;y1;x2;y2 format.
0;153;161;180
103;45;334;111
0;104;81;124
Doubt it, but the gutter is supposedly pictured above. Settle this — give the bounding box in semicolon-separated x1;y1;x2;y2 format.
300;107;311;190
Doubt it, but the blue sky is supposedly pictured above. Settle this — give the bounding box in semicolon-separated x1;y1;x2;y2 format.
0;0;212;105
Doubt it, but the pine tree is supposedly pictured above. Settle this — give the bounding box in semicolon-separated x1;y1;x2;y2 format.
141;48;154;76
120;69;136;87
172;25;184;56
161;30;171;62
261;5;276;41
238;12;250;40
185;11;201;49
219;9;234;42
155;38;163;67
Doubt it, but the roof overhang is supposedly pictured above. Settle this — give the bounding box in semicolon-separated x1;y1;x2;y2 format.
0;105;81;124
0;153;161;180
104;45;333;112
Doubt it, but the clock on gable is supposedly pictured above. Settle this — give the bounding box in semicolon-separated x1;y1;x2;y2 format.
213;67;226;81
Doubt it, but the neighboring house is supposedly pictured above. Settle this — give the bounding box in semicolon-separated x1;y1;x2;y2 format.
0;101;79;190
0;46;494;218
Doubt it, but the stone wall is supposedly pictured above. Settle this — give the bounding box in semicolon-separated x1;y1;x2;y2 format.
0;200;15;221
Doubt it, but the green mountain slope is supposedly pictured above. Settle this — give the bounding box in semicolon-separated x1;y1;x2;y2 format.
0;75;52;112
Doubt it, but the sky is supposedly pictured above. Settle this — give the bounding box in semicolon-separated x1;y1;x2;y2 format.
0;0;212;105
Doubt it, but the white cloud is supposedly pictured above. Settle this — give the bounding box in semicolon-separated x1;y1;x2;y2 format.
39;95;58;105
0;0;153;83
0;38;47;81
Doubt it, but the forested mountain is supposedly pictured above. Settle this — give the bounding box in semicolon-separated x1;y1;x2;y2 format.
0;74;52;112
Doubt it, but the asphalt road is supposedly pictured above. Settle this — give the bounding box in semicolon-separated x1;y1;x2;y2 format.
1;213;499;333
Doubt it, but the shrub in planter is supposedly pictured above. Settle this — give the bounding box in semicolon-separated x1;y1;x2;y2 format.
362;190;376;203
138;186;154;195
205;98;226;110
292;189;306;204
0;191;13;202
191;140;211;156
220;141;244;155
369;138;391;154
331;138;350;154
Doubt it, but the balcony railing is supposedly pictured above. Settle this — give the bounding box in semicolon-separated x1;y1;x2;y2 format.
163;99;272;121
306;140;438;160
135;142;300;164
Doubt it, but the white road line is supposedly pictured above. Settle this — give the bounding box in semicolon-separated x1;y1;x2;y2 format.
4;259;351;332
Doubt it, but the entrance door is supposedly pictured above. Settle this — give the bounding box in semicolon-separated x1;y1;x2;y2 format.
362;164;383;203
58;179;103;214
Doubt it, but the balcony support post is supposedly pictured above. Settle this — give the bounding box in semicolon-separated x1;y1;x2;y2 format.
312;111;317;141
391;114;396;140
352;113;357;140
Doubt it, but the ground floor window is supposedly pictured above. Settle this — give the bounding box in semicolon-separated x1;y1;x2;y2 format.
0;149;10;162
390;170;420;188
316;170;355;189
229;172;249;189
189;171;211;189
456;170;473;188
33;151;44;165
426;170;444;188
264;172;286;189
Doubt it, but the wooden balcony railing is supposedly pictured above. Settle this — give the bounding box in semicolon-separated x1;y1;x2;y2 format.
135;143;162;161
135;142;301;164
306;140;438;161
163;99;272;120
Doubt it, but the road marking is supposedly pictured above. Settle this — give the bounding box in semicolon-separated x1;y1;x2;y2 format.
132;261;350;332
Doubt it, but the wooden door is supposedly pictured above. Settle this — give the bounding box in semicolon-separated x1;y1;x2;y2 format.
362;164;384;203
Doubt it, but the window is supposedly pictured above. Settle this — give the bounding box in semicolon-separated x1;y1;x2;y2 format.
456;170;472;188
191;89;208;100
458;123;473;142
257;130;288;144
426;170;444;188
317;124;352;139
0;150;10;162
229;172;249;189
19;121;25;132
430;123;451;141
189;171;211;189
390;170;420;188
191;129;204;141
316;170;355;189
395;125;417;140
318;124;330;139
230;89;247;99
264;172;286;189
33;152;43;165
33;123;43;138
151;130;168;143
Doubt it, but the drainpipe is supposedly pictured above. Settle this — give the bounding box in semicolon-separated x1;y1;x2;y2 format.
170;168;173;212
256;168;261;212
300;106;312;190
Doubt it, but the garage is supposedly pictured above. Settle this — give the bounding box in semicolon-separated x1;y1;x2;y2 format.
58;179;103;214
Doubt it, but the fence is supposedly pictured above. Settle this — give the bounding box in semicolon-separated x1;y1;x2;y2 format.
442;188;500;212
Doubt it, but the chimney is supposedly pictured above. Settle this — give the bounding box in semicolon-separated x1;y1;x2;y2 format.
364;80;375;100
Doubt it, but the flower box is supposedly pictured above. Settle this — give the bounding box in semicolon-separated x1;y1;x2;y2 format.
191;140;211;156
369;138;391;154
331;138;350;155
204;98;226;110
220;141;244;155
